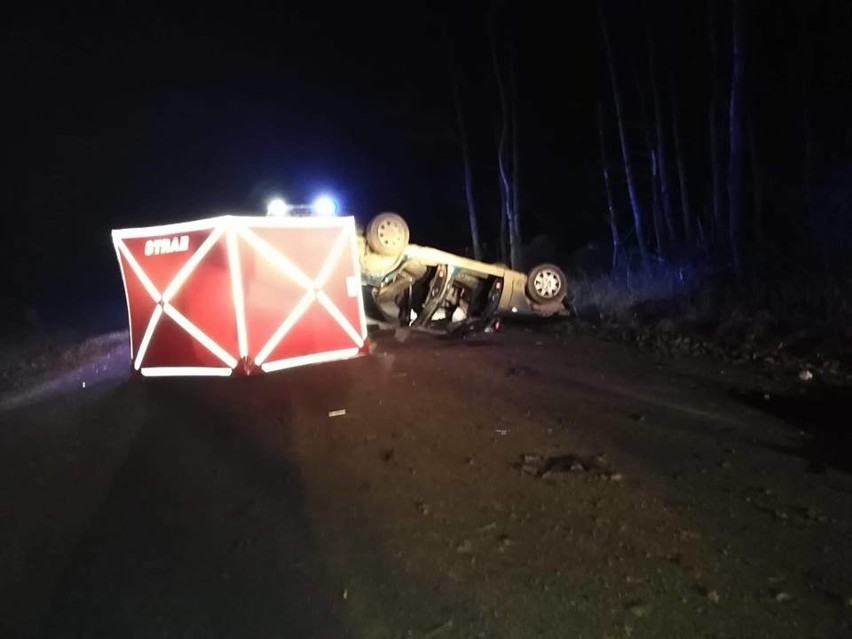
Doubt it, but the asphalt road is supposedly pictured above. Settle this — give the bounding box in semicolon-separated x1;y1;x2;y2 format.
1;328;850;638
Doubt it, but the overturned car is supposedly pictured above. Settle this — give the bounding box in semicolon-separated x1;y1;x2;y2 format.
356;213;569;333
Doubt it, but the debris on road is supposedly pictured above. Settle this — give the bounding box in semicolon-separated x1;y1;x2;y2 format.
474;521;497;534
455;539;473;554
328;409;347;417
516;452;616;481
798;369;814;382
627;601;652;618
423;617;454;638
773;591;793;603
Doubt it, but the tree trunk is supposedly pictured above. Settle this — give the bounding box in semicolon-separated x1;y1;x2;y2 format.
600;0;648;267
450;66;482;260
632;63;664;258
748;111;763;246
670;71;693;247
707;0;725;244
511;56;522;267
490;21;520;269
727;0;745;275
598;102;621;273
499;205;508;264
647;28;675;252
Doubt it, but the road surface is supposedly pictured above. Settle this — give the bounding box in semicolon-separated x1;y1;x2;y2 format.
1;328;850;638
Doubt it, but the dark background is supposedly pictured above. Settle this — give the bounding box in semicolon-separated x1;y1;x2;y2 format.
2;1;851;331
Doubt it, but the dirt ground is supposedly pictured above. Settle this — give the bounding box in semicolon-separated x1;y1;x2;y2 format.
1;327;851;638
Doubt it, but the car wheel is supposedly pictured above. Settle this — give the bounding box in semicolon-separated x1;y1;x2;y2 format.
526;263;567;304
366;212;410;257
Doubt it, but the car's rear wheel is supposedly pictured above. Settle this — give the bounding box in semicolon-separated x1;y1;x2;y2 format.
366;212;410;257
526;263;567;304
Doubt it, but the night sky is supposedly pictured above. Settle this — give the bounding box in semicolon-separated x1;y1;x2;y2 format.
2;1;851;330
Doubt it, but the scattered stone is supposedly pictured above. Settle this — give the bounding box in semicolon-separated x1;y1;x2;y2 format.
608;472;625;482
707;589;720;604
517;452;616;480
798;369;814;382
456;539;473;554
773;591;792;603
627;601;652;618
416;501;430;516
521;463;539;476
497;534;513;551
846;596;852;608
474;521;497;534
424;618;454;638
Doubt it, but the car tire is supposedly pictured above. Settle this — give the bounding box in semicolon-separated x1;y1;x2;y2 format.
526;263;567;304
366;212;410;257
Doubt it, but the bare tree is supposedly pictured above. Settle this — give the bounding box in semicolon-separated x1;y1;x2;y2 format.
800;4;815;233
727;0;746;274
707;0;725;244
489;19;521;268
450;64;483;260
748;110;763;246
598;102;622;272
600;0;648;267
670;71;693;246
647;27;675;251
632;63;665;258
510;50;521;265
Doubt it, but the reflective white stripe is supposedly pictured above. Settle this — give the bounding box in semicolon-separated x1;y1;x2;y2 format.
317;291;365;348
347;216;368;340
116;239;161;303
140;367;233;377
260;347;360;373
163;305;239;369
313;228;349;287
113;215;357;240
113;237;136;359
254;290;316;365
238;227;316;291
112;217;224;239
162;226;224;302
226;226;248;358
134;304;163;370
